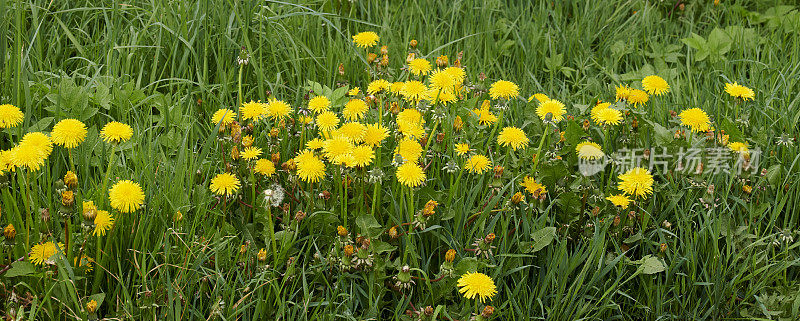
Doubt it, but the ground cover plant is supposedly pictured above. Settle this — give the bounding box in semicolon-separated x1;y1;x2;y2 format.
1;0;800;320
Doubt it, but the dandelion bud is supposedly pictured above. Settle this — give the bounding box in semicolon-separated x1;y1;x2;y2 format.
674;130;682;139
380;54;389;67
409;39;418;48
40;208;50;224
231;122;242;142
695;162;704;175
662;220;672;229
367;53;377;64
319;190;331;200
64;171;78;190
61;190;75;207
511;192;524;204
591;206;600;217
337;225;348;237
390;102;401;114
294;211;306;222
343;244;354;257
628;211;636;221
174;211;183;222
3;224;16;240
271;152;281;164
388;226;398;239
631;118;639;130
493;165;504;178
582;119;590;130
678;3;684;10
239;243;248;255
282;203;291;213
453;58;461;68
230;146;240;161
743;185;752;194
481;306;495;318
436;55;448;67
82;201;97;221
642;148;650;160
242;135;254;147
445;249;456;263
86;300;98;313
406;52;416;63
659;243;668;252
613;215;621;227
257;248;267;262
270;127;280;138
436;132;445;143
338;63;345;76
478;72;486;81
485;233;496;243
380;45;388;55
714;0;720;5
453;116;463;132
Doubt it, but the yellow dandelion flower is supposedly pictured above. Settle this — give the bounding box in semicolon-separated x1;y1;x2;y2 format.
592;107;623;126
390;82;406;95
295;150;326;183
210;173;240;196
336;122;367;143
240;146;262;160
254;159;276;176
0;104;24;128
363;123;389;147
308;96;331;114
536;99;567;122
306;138;326;150
211;109;235;127
454;143;470;156
396;162;425;187
51;119;87;149
590;102;611;119
473;108;499;126
266;99;292;120
348;145;375;167
323;137;355;164
627;89;649;107
10;144;46;171
429;69;457;90
457;272;497;303
397;108;425;125
606;194;631;209
497;126;529;150
29;241;63;266
679;108;711;133
617;167;654;198
576;141;604;160
109;180;145;213
528;93;549;103
642;75;670;96
489;80;519;100
396;138;423;163
21;132;53;158
521;176;547;196
241;101;267;121
426;88;458;105
724;82;755;100
101;122;133;143
465;154;492;174
443;67;466;85
728;141;749;154
408;58;432;76
343;99;368;121
352;31;379;48
0;149;15;173
615;85;631;102
93;210;115;236
401;80;428;102
367;79;391;95
317;111;340;132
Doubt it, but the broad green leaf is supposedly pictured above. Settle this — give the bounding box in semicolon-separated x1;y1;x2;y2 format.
529;227;556;253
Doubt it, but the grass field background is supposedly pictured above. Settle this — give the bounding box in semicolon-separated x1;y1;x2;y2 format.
1;0;800;320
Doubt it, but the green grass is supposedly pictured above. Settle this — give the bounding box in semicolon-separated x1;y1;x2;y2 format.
1;0;800;320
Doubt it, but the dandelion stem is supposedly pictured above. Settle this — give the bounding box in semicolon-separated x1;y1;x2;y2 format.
101;144;118;206
531;125;550;175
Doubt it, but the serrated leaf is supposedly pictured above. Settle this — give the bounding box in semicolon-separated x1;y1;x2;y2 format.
637;255;666;274
529;227;556;253
4;261;36;277
355;214;383;238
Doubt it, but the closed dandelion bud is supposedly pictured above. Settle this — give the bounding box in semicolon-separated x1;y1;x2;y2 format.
64;171;78;190
674;130;682;139
320;190;331;200
478;72;486;81
453;58;461;68
660;243;668;252
390;102;401;114
242;135;254;147
388;226;398;239
338;63;345;75
380;45;388;55
613;215;621;227
294;210;306;222
628;211;636;221
174;211;183;222
231;122;242;141
420;136;428;147
743;185;752;194
436;132;445;143
706;130;714;141
282;203;291;213
695;162;704;175
3;224;16;240
367;53;377;63
591;206;600;217
230;146;240;161
481;306;495;318
511;192;524;204
631;118;639;130
239;244;248;255
662;220;672;229
343;244;354;257
270;127;280;138
678;3;684;10
257;248;267;262
436;55;448;67
714;0;719;5
669;110;677;117
707;184;715;195
61;190;75;207
485;233;496;243
424;306;434;315
643;148;651;160
493;165;504;178
86;300;98;313
271;152;281;164
380;54;389;67
445;249;456;262
582;119;590;130
337;225;348;237
453;116;463;131
82;201;97;221
409;39;418;48
40;208;51;224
